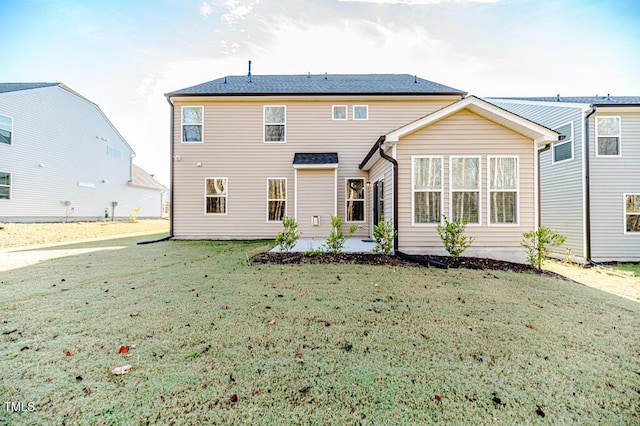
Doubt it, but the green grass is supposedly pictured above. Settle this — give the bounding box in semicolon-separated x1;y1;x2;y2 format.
612;263;640;277
1;236;639;425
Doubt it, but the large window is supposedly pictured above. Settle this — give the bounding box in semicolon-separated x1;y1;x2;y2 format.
413;157;442;224
346;178;365;222
626;194;640;233
264;106;286;142
596;116;621;156
489;156;518;224
267;178;287;222
451;157;480;224
0;171;10;199
353;105;368;120
0;114;12;145
205;178;227;214
182;106;203;142
553;122;573;163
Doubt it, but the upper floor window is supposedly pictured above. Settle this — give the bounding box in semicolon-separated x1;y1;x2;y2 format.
451;157;480;224
489;156;518;224
182;106;203;143
353;105;368;120
264;106;286;142
413;156;442;224
107;146;122;158
346;178;365;222
267;178;287;222
596;116;620;156
0;114;12;145
205;178;227;214
332;105;347;120
0;171;11;199
625;194;640;233
553;122;573;163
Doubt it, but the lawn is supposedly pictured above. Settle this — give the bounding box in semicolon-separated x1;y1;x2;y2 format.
1;236;639;425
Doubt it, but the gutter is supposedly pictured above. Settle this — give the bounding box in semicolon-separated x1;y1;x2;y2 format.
375;136;399;252
584;106;597;261
166;96;175;238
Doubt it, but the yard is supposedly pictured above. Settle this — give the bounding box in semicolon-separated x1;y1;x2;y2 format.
1;230;639;424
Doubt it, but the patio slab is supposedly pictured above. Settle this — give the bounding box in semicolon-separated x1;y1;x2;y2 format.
270;237;376;253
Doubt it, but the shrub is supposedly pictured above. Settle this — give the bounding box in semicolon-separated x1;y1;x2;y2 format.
521;226;566;270
275;217;300;252
372;220;396;254
436;215;475;258
323;215;357;254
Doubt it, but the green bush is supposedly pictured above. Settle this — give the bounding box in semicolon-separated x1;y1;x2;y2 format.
372;220;396;254
436;215;475;258
275;217;300;252
323;215;357;254
521;226;566;270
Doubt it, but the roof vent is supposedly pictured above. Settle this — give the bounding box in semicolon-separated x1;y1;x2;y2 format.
556;94;561;102
607;93;611;101
324;72;328;80
224;76;227;84
414;75;418;83
247;60;252;83
307;72;311;78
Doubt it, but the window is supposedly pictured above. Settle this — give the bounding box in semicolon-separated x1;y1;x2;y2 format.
267;178;287;222
346;178;365;222
0;171;10;199
0;114;12;145
353;105;368;120
264;106;286;142
374;179;385;224
489;157;518;224
413;157;442;224
107;146;122;158
596;116;621;156
451;157;480;223
205;178;227;214
182;106;203;142
553;122;573;163
332;105;347;120
625;194;640;233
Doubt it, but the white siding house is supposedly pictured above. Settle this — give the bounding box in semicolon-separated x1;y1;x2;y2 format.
0;83;165;222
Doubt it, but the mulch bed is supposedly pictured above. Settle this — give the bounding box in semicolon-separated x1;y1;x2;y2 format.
249;252;541;274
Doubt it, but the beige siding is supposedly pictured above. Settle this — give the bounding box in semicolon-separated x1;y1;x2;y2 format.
296;169;335;237
395;110;536;251
171;97;457;239
367;151;394;234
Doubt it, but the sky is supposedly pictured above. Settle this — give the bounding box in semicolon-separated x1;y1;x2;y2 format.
2;0;639;186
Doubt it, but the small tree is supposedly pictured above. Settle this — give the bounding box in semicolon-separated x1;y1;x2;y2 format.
372;220;396;254
521;226;566;270
436;215;475;258
323;215;357;254
275;217;300;252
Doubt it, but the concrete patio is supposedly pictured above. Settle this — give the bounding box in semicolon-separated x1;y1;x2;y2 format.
270;237;376;253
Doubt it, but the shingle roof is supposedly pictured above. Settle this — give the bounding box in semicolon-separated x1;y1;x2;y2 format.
129;165;165;191
293;153;339;165
496;95;640;106
167;74;466;97
0;82;60;94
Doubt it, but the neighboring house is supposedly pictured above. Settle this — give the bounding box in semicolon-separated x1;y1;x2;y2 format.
0;83;165;222
166;74;558;261
487;96;640;262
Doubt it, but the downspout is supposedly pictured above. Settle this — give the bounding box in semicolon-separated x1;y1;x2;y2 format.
537;144;552;227
166;96;175;238
377;136;399;252
584;106;597;261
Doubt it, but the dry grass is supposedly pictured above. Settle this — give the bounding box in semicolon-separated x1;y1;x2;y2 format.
1;238;639;424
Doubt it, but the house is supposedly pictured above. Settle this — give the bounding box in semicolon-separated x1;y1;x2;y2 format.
166;73;558;262
0;83;166;222
487;96;640;262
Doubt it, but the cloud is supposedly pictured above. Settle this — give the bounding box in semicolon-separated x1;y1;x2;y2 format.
221;0;255;24
338;0;502;3
200;2;214;17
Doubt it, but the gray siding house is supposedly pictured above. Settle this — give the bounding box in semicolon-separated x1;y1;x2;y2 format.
488;96;640;262
0;83;166;222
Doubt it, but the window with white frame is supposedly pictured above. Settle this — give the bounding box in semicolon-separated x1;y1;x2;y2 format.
413;157;442;224
346;178;365;222
553;122;573;163
182;106;203;142
264;106;286;142
0;171;10;199
0;114;12;145
596;116;621;156
353;105;368;120
267;178;287;222
489;156;518;224
332;105;347;120
451;157;480;223
625;194;640;233
205;178;227;214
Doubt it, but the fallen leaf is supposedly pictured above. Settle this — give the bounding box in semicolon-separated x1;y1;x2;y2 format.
373;308;382;313
85;301;90;305
299;385;311;393
230;394;238;403
525;323;535;329
61;278;66;282
119;345;130;354
420;333;430;339
130;312;139;317
400;350;407;356
267;319;276;325
20;346;29;351
535;406;545;417
76;375;83;381
65;351;72;357
295;357;304;363
434;395;442;404
111;365;131;375
296;349;303;356
46;378;52;383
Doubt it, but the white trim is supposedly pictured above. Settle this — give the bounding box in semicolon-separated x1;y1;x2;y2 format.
292;163;338;170
334;169;338;217
449;156;481;225
533;145;539;232
411;155;443;226
552;121;574;164
353;105;368;121
266;177;287;223
595;115;622;157
294;169;298;221
623;193;640;235
0;113;13;146
204;177;228;215
263;105;286;143
581;114;588;258
78;181;95;188
487;155;520;226
180;106;204;143
0;170;11;200
345;177;366;223
332;105;347;120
